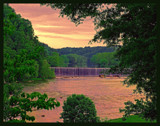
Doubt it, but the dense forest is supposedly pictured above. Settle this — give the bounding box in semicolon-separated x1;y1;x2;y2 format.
40;42;118;67
53;46;116;67
4;5;56;82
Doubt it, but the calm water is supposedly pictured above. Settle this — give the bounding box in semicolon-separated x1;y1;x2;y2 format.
23;77;144;122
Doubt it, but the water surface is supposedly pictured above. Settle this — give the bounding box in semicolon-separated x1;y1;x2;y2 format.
23;77;144;122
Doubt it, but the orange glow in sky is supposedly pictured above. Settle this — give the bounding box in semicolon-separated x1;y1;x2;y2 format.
9;4;106;49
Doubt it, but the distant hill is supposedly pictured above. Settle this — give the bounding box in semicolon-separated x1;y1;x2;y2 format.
54;46;115;56
39;43;116;67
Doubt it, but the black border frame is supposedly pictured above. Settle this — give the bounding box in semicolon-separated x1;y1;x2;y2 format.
1;0;160;126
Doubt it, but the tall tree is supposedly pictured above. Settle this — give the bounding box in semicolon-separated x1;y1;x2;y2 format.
43;3;157;121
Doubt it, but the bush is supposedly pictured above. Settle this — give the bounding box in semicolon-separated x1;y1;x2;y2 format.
60;94;99;123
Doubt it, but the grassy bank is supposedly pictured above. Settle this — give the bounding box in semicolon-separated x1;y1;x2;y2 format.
106;115;156;123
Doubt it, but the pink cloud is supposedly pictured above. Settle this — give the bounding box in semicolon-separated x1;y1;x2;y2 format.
35;26;95;35
38;34;91;41
9;3;105;48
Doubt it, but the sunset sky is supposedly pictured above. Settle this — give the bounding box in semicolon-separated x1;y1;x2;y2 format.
9;4;106;49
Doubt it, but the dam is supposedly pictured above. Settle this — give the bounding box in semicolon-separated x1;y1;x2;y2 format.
51;67;110;76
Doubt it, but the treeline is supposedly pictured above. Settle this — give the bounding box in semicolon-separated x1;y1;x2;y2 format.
46;52;87;67
4;5;55;83
46;51;119;68
40;43;118;67
54;46;117;67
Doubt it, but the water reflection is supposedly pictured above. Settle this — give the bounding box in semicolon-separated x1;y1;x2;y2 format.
23;77;144;122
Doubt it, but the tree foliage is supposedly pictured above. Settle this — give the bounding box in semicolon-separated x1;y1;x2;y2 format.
43;3;157;121
47;52;60;67
47;46;115;67
66;54;87;67
91;52;119;68
3;5;59;122
42;3;102;26
46;52;87;67
3;83;60;122
59;55;69;67
3;5;55;82
46;52;70;67
60;94;99;123
39;59;55;79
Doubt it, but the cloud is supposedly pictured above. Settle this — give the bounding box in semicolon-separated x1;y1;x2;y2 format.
35;25;95;35
38;35;91;42
9;3;105;48
34;30;94;40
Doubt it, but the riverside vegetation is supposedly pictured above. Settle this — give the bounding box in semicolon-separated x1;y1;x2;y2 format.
3;3;157;123
3;5;60;122
3;5;112;123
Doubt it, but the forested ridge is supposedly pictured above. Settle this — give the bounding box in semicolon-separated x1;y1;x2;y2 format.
53;46;114;56
40;42;117;67
54;46;116;67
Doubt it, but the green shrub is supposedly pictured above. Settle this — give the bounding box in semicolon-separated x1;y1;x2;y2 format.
60;94;100;123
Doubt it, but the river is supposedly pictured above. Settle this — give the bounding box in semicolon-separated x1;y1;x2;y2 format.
23;76;144;122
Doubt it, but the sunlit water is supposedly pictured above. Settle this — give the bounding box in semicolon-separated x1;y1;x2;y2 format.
23;77;144;122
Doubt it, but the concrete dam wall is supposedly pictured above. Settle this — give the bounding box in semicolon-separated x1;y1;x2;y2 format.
51;67;110;76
